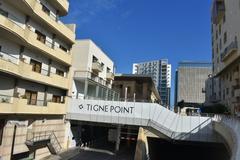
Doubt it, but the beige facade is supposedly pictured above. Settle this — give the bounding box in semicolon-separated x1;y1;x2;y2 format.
210;0;240;113
0;0;75;159
112;74;161;103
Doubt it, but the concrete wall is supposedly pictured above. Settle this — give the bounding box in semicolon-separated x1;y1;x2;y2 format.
213;116;240;160
0;117;66;160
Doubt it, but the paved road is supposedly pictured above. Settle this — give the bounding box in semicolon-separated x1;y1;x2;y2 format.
70;141;136;160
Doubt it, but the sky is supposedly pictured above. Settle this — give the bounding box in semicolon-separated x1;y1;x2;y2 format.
62;0;212;106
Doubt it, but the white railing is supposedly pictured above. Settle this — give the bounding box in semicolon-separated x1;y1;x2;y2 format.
0;51;19;64
0;94;13;103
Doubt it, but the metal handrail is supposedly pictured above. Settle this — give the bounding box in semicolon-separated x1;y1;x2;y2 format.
172;117;213;140
27;130;62;152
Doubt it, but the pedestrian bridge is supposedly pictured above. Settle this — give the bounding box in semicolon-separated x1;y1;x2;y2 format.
66;99;221;143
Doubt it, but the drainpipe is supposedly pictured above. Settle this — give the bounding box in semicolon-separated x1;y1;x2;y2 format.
10;125;17;160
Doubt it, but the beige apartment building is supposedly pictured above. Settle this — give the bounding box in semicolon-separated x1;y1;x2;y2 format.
0;0;75;159
208;0;240;114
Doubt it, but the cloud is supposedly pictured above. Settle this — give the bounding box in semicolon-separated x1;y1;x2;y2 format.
63;0;124;25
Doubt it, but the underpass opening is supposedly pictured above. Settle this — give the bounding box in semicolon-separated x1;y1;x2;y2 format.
148;137;230;160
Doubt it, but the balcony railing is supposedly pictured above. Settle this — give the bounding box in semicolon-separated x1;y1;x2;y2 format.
92;62;104;72
0;51;19;64
106;72;114;80
0;94;13;103
221;39;238;62
74;71;111;88
0;95;67;114
0;12;72;65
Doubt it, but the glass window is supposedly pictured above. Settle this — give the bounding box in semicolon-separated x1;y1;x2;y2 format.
224;32;227;44
56;69;64;77
52;95;61;103
25;90;38;105
30;59;42;73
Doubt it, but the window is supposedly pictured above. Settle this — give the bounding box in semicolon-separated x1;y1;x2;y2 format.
25;90;38;105
216;30;218;40
220;39;222;50
0;119;4;145
107;67;111;73
41;3;50;16
92;56;98;63
56;69;64;77
35;30;46;44
226;88;229;95
0;8;8;17
59;45;68;52
30;59;42;73
224;32;227;44
219;24;222;35
52;95;61;103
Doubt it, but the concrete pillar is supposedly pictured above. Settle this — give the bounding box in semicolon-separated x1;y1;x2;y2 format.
112;91;115;101
19;46;25;60
52;34;56;49
105;88;109;100
43;86;48;106
13;79;19;97
95;85;99;99
84;80;88;99
48;59;52;76
115;125;121;152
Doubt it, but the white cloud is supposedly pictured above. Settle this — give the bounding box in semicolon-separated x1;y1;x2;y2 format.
63;0;124;25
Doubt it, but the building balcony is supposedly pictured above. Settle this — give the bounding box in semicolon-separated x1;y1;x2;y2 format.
0;96;67;115
92;62;103;73
0;14;72;65
235;89;240;98
233;71;239;80
232;80;240;89
19;61;69;89
106;72;114;81
221;39;238;62
74;71;111;88
0;55;69;89
212;0;225;24
48;0;69;16
23;0;75;43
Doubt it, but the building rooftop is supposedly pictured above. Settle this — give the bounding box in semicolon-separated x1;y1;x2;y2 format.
114;73;161;100
178;61;212;68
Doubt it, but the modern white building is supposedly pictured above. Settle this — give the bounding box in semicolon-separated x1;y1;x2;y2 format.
133;59;171;107
175;62;212;108
71;39;119;101
209;0;240;114
0;0;76;159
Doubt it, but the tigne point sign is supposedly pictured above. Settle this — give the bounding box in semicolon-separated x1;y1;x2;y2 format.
78;103;135;114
